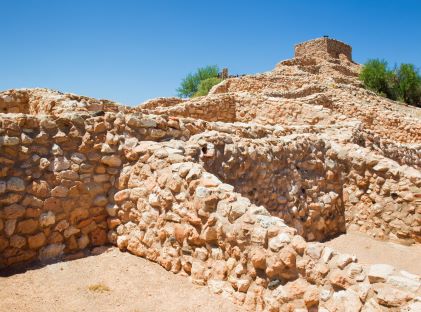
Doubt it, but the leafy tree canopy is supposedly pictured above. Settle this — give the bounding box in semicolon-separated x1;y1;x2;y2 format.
395;63;421;105
177;65;219;98
360;59;421;107
194;77;222;97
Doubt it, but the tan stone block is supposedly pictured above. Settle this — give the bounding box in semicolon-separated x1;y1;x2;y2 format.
27;180;50;198
251;249;267;270
43;197;62;213
70;208;89;224
17;219;38;234
10;235;26;249
25;208;42;218
66;235;78;250
329;269;353;290
48;231;64;244
107;218;120;229
28;232;46;249
90;228;107;246
3;204;25;219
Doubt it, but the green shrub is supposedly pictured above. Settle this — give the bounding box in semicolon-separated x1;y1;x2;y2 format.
177;65;219;98
360;59;421;107
359;59;395;99
193;77;222;97
395;63;421;106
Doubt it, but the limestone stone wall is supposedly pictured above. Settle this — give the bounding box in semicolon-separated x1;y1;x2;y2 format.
0;90;30;114
335;144;421;243
196;134;346;242
360;132;421;169
0;111;195;267
1;112;419;269
0;114;113;266
109;142;420;311
0;89;131;116
139;97;186;110
232;94;345;126
140;94;237;123
295;38;353;61
1;111;420;310
142;93;348;127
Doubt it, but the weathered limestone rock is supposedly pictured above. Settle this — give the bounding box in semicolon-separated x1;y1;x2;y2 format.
386;275;420;292
329;289;362;312
39;211;55;227
17;219;39;234
3;204;25;219
51;186;68;197
0;135;20;146
10;235;26;249
4;219;17;236
374;285;414;307
101;155;122;167
38;243;65;261
50;157;71;172
28;232;46;249
6;177;25;192
368;264;395;283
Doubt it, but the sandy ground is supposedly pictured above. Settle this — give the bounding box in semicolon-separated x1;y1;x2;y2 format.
0;247;240;312
325;231;421;275
1;232;420;312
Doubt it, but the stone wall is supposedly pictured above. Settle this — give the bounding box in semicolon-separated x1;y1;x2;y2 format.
0;111;194;267
196;133;346;242
0;90;31;114
295;38;353;61
139;97;186;110
334;143;421;243
360;131;421;170
0;89;130;116
2;111;419;267
142;93;348;127
1;111;420;310
109;141;420;311
0;114;113;266
140;94;237;123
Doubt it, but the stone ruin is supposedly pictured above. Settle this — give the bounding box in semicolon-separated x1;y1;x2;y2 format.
295;37;353;62
0;37;420;311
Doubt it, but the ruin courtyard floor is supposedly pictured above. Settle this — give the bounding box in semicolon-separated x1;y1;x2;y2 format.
1;232;420;312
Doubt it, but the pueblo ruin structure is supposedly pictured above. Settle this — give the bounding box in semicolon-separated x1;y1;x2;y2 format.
0;37;420;311
294;37;353;61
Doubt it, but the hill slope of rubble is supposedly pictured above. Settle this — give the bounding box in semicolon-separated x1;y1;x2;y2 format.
1;37;420;311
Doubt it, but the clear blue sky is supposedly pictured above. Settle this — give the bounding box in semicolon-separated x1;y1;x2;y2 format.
1;0;420;105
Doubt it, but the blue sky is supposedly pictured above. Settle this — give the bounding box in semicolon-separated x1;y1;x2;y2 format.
1;0;420;105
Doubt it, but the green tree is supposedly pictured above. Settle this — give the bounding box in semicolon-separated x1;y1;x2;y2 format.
194;77;222;97
359;59;396;99
395;63;421;106
177;65;219;97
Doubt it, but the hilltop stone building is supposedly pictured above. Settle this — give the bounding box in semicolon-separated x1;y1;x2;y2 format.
295;37;353;61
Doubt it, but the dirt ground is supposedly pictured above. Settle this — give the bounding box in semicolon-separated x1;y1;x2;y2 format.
325;231;421;275
1;232;420;312
0;247;240;312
